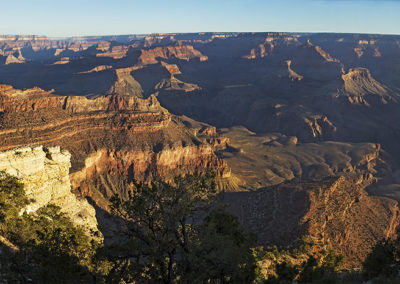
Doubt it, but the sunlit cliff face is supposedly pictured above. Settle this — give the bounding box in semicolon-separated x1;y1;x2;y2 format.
0;145;99;235
0;85;230;209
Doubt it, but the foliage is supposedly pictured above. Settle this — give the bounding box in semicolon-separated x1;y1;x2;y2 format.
107;172;258;283
0;171;99;283
363;237;400;281
18;205;98;283
187;206;259;283
3;169;365;283
257;238;344;284
0;170;30;242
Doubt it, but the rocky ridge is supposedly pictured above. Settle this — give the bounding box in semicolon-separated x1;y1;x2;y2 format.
226;176;400;268
138;45;208;65
0;85;230;209
0;145;99;234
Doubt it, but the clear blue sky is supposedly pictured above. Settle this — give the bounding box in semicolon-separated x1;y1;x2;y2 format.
1;0;399;37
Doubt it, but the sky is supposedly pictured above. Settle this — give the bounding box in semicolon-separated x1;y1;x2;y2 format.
1;0;399;37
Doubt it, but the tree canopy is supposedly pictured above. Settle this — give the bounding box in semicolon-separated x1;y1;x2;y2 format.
0;171;98;283
5;170;393;283
107;172;258;283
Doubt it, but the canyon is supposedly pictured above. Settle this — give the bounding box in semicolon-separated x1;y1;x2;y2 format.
0;85;229;209
1;32;400;267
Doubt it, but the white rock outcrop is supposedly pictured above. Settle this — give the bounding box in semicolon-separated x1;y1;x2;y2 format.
0;145;99;235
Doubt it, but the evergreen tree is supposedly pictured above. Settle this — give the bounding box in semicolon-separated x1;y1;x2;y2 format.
107;172;258;283
0;171;99;283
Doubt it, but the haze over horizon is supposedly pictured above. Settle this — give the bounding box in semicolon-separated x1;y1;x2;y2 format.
1;0;399;37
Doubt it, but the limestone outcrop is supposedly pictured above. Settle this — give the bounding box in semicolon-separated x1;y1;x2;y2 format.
0;146;99;234
0;85;230;209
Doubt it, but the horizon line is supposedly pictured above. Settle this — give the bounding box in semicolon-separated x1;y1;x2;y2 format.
1;30;400;39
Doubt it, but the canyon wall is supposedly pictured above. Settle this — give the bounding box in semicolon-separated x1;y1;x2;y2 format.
0;85;230;209
0;146;99;234
226;176;400;268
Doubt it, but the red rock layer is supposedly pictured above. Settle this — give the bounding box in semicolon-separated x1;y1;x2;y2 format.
138;45;208;65
0;85;230;208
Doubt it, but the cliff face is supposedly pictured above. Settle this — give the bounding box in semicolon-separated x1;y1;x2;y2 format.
226;176;400;268
0;146;99;234
0;85;230;209
341;68;393;105
138;45;208;65
304;177;399;268
0;84;162;114
108;67;144;97
70;144;230;208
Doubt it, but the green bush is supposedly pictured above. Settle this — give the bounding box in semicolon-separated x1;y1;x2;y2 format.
107;172;259;283
0;171;98;283
363;237;400;281
260;242;343;284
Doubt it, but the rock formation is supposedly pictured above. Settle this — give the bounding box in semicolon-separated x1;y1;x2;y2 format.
96;45;133;59
341;68;393;105
243;43;269;59
217;126;387;191
0;145;99;234
285;60;303;81
155;76;201;93
5;54;25;65
77;65;113;74
226;176;400;268
161;62;182;75
138;45;208;65
108;67;144;97
0;85;230;209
